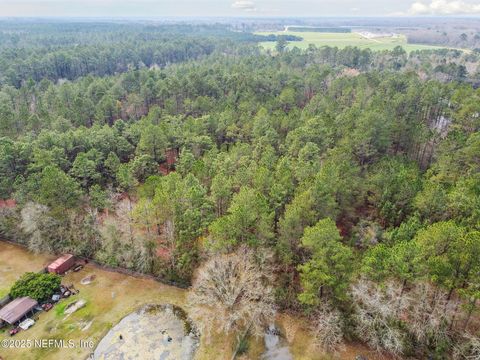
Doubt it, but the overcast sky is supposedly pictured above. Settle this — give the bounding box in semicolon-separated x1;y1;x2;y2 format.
0;0;480;17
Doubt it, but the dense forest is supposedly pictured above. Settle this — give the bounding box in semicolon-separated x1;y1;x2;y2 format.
0;21;479;359
0;21;299;87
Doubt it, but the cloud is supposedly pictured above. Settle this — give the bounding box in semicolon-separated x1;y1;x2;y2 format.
231;0;256;12
409;0;480;15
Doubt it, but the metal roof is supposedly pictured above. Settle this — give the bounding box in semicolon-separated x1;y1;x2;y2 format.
0;297;38;324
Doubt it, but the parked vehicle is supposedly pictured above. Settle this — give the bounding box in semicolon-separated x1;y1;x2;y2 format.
9;327;20;336
42;303;53;312
73;264;84;272
19;318;34;330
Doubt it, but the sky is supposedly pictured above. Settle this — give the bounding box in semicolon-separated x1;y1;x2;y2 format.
0;0;480;17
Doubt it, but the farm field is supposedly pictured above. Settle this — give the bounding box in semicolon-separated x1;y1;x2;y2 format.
257;31;450;52
0;242;386;360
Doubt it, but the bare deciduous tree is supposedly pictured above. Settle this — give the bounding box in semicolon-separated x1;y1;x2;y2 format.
20;202;60;253
311;304;345;353
351;279;409;356
188;247;276;341
97;195;156;272
20;202;48;234
408;282;455;346
453;333;480;360
110;197;135;243
351;279;467;357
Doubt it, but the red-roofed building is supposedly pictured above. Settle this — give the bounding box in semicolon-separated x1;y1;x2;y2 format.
47;254;75;274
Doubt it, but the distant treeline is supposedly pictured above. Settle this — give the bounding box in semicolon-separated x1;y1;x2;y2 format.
288;26;351;33
0;22;272;87
259;34;303;42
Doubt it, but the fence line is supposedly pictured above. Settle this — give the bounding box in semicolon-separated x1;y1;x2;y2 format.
0;239;190;293
75;256;189;289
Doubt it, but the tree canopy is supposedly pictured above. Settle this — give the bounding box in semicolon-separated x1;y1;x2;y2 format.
0;21;479;359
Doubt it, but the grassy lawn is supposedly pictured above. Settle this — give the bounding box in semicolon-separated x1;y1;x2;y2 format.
0;243;238;360
257;31;450;52
0;242;390;360
0;242;55;300
0;244;187;360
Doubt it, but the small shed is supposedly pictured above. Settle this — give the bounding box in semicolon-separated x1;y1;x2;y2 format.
0;297;38;325
47;254;75;274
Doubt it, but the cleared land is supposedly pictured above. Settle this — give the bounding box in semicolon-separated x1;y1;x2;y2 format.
0;243;187;360
0;242;386;360
0;242;55;299
257;31;449;52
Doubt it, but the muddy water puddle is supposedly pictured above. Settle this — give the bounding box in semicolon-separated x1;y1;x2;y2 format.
262;324;293;360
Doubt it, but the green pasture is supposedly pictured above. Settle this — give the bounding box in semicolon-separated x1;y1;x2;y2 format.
257;31;450;52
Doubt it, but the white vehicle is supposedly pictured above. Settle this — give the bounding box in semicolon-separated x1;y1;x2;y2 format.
19;318;35;330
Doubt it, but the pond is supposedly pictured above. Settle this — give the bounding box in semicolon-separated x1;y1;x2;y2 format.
93;304;200;360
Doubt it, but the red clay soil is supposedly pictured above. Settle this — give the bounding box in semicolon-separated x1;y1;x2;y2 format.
165;148;178;167
159;164;170;175
0;199;16;208
156;247;171;260
336;220;351;237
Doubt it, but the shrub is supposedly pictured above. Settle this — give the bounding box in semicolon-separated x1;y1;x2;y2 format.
10;272;61;302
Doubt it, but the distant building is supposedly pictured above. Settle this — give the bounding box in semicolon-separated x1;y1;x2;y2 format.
47;254;75;274
0;297;38;325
